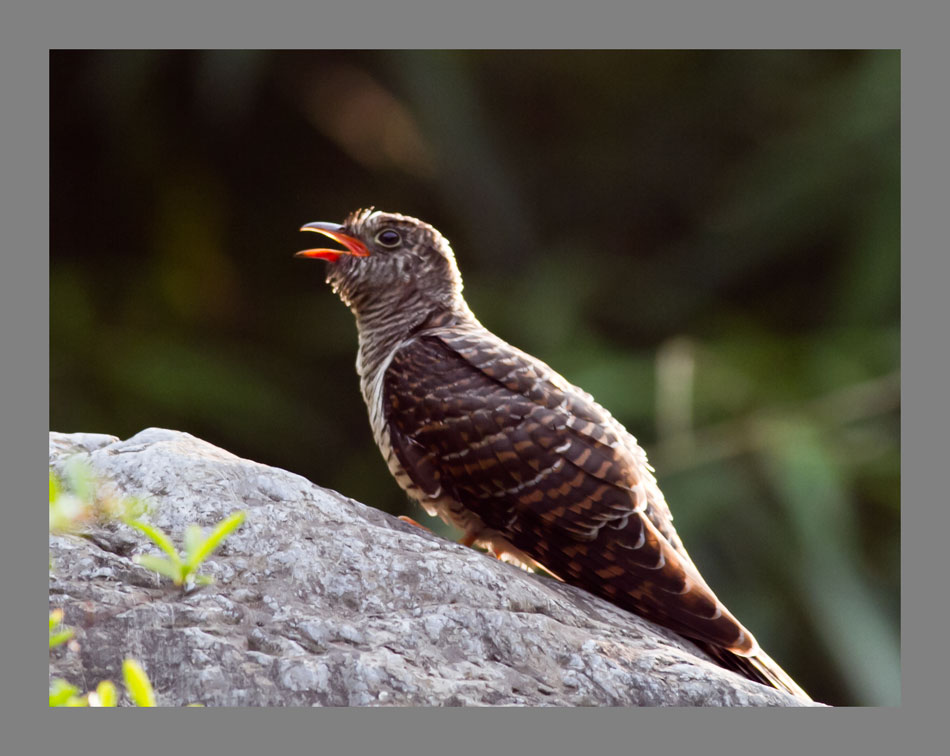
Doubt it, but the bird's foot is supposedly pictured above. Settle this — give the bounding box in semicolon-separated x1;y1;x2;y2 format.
403;521;510;565
459;529;507;561
459;529;479;548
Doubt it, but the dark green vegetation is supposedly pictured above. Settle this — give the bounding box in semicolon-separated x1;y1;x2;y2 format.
50;50;899;706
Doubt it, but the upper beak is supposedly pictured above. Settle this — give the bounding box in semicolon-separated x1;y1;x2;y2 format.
296;222;370;262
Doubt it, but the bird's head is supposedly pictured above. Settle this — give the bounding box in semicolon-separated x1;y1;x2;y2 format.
296;209;466;316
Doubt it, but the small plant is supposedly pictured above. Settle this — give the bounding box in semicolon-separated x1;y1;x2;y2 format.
49;659;155;707
125;510;246;588
48;609;75;649
49;460;238;704
50;603;152;707
121;658;157;706
88;679;119;707
49;607;158;706
48;678;89;707
50;460;146;534
49;467;91;533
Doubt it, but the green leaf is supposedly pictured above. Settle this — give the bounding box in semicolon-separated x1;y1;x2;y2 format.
125;519;181;564
134;554;184;583
186;510;245;569
64;458;96;504
117;495;148;522
49;609;75;648
49;629;75;649
91;680;118;707
49;679;82;707
183;524;205;564
49;609;64;631
122;659;157;707
49;471;61;503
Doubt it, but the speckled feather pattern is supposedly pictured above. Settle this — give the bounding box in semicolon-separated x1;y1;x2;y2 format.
382;323;751;653
307;209;811;701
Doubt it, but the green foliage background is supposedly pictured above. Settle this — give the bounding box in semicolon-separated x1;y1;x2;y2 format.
50;50;899;706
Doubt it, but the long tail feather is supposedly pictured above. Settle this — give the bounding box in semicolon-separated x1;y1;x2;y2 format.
700;643;813;702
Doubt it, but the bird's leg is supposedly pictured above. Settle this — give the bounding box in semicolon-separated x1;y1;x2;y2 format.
402;518;508;565
458;528;480;548
400;518;495;559
460;529;510;564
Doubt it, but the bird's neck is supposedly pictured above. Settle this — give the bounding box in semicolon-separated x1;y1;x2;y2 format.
352;290;477;388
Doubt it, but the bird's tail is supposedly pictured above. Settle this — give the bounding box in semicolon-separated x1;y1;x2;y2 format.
701;643;813;702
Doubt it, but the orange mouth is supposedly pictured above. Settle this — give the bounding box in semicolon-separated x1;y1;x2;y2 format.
296;222;370;262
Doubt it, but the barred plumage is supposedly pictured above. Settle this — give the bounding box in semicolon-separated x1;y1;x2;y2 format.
297;210;812;701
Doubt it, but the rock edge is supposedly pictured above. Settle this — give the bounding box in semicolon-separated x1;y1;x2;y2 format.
48;429;819;707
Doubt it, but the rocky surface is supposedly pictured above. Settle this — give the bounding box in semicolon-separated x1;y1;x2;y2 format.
48;429;818;706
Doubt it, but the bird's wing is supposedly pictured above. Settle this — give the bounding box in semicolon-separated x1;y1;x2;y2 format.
383;324;757;654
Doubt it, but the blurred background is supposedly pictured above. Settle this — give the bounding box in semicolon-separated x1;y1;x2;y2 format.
50;50;899;706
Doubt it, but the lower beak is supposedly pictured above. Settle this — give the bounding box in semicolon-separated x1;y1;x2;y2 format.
296;222;370;262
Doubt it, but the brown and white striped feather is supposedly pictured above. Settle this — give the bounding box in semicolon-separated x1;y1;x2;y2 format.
381;324;751;649
380;323;811;700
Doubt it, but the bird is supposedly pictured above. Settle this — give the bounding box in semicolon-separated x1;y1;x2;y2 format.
296;208;812;702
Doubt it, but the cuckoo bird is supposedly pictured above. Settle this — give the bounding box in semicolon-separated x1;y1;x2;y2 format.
296;208;811;701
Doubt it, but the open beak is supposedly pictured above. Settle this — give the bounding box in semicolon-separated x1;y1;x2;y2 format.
296;222;370;263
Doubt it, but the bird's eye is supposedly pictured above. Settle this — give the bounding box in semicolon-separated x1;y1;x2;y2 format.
375;229;402;248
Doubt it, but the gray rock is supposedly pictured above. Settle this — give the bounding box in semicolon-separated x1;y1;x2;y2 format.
48;429;820;706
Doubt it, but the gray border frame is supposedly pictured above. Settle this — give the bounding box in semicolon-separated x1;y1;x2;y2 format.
16;0;942;753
